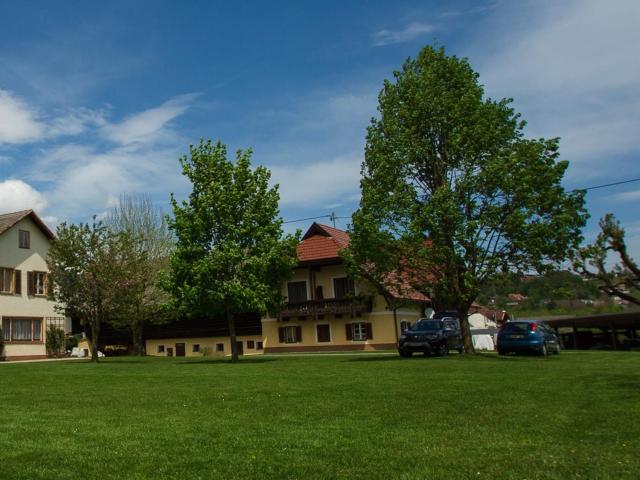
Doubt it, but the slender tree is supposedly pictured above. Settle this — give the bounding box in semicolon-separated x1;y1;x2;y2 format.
165;139;299;362
574;214;640;306
47;219;131;362
106;194;175;354
346;46;588;352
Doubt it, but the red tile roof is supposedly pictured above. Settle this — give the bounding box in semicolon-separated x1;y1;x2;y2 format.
0;209;54;239
297;223;349;264
297;223;430;303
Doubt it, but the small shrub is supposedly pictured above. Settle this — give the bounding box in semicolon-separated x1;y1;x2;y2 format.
201;346;213;357
46;326;66;358
65;335;79;352
0;327;5;360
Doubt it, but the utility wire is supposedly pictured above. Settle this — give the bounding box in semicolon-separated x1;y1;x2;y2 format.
578;177;640;192
282;177;640;225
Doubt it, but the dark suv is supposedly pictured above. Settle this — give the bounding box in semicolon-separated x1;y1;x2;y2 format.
398;317;464;357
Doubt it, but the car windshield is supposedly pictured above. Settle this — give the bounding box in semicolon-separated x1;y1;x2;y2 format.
501;322;532;333
411;320;442;331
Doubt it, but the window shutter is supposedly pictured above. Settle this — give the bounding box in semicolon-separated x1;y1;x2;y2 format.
366;323;373;340
345;323;353;340
278;327;285;343
45;273;51;296
295;326;302;343
27;271;35;296
14;270;21;294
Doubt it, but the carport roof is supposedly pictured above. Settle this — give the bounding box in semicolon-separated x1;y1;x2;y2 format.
544;311;640;329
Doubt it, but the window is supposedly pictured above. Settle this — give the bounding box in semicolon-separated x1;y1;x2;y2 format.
352;322;367;341
192;344;200;353
333;277;355;298
346;322;373;341
2;318;42;342
316;324;331;343
216;343;224;352
19;230;30;249
0;268;15;293
157;345;165;353
287;281;307;302
279;325;301;344
34;272;46;295
256;341;264;350
247;340;255;349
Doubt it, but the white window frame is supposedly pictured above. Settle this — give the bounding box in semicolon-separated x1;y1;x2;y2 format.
283;325;298;344
352;322;367;341
34;271;46;296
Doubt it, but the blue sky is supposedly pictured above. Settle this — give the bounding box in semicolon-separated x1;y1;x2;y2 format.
1;0;639;255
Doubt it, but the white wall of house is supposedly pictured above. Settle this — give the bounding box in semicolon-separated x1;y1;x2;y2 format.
0;217;62;359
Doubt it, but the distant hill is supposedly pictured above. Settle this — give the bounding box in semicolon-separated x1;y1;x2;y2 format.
478;270;624;316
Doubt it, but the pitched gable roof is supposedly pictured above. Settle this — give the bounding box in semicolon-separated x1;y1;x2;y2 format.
297;223;350;264
297;223;430;303
0;210;55;240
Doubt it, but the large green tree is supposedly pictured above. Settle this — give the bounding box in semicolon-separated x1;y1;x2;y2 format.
47;220;133;362
106;194;175;354
346;46;588;352
165;139;299;362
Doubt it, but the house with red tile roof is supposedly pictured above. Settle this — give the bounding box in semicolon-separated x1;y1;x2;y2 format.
260;223;431;353
145;222;432;357
0;210;67;360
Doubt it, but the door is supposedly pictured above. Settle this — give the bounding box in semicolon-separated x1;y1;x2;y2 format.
236;341;244;355
175;343;186;357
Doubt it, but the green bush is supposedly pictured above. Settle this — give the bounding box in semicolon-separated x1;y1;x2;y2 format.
0;327;5;359
65;335;79;352
46;326;65;358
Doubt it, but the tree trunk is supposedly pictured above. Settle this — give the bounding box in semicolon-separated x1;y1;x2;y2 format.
89;319;100;362
131;322;144;356
458;306;475;354
228;311;238;363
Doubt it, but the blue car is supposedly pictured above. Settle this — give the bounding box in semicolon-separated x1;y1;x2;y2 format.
497;320;561;356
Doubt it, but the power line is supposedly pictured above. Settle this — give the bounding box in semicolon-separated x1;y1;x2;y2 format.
578;177;640;192
282;177;640;225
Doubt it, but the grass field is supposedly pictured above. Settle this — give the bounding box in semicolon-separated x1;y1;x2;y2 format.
1;352;638;479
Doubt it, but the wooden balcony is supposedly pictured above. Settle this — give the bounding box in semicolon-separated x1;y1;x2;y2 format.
279;296;373;320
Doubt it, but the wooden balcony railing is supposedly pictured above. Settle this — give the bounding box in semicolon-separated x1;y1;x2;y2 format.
279;296;373;320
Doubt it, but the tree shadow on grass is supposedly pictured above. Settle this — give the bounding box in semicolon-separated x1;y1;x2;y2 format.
346;355;405;362
175;357;279;365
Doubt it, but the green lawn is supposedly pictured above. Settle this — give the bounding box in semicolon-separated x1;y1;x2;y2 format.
1;352;638;479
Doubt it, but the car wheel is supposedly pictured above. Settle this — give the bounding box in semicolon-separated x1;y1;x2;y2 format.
399;349;412;358
437;342;449;356
540;343;548;356
498;349;506;356
458;347;464;354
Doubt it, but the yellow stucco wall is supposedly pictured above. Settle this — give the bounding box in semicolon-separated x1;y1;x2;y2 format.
146;335;265;358
0;217;62;359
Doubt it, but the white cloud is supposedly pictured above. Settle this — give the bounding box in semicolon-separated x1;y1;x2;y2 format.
270;155;361;207
101;93;198;145
476;0;640;180
0;179;48;214
372;22;436;46
0;88;108;145
612;190;640;203
0;89;45;144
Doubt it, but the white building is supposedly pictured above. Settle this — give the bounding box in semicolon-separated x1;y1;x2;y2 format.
0;210;67;360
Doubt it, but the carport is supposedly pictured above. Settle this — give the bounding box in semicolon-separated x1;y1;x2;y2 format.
545;312;640;350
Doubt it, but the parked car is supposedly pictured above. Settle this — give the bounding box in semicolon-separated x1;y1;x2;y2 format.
497;320;560;356
398;317;464;357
